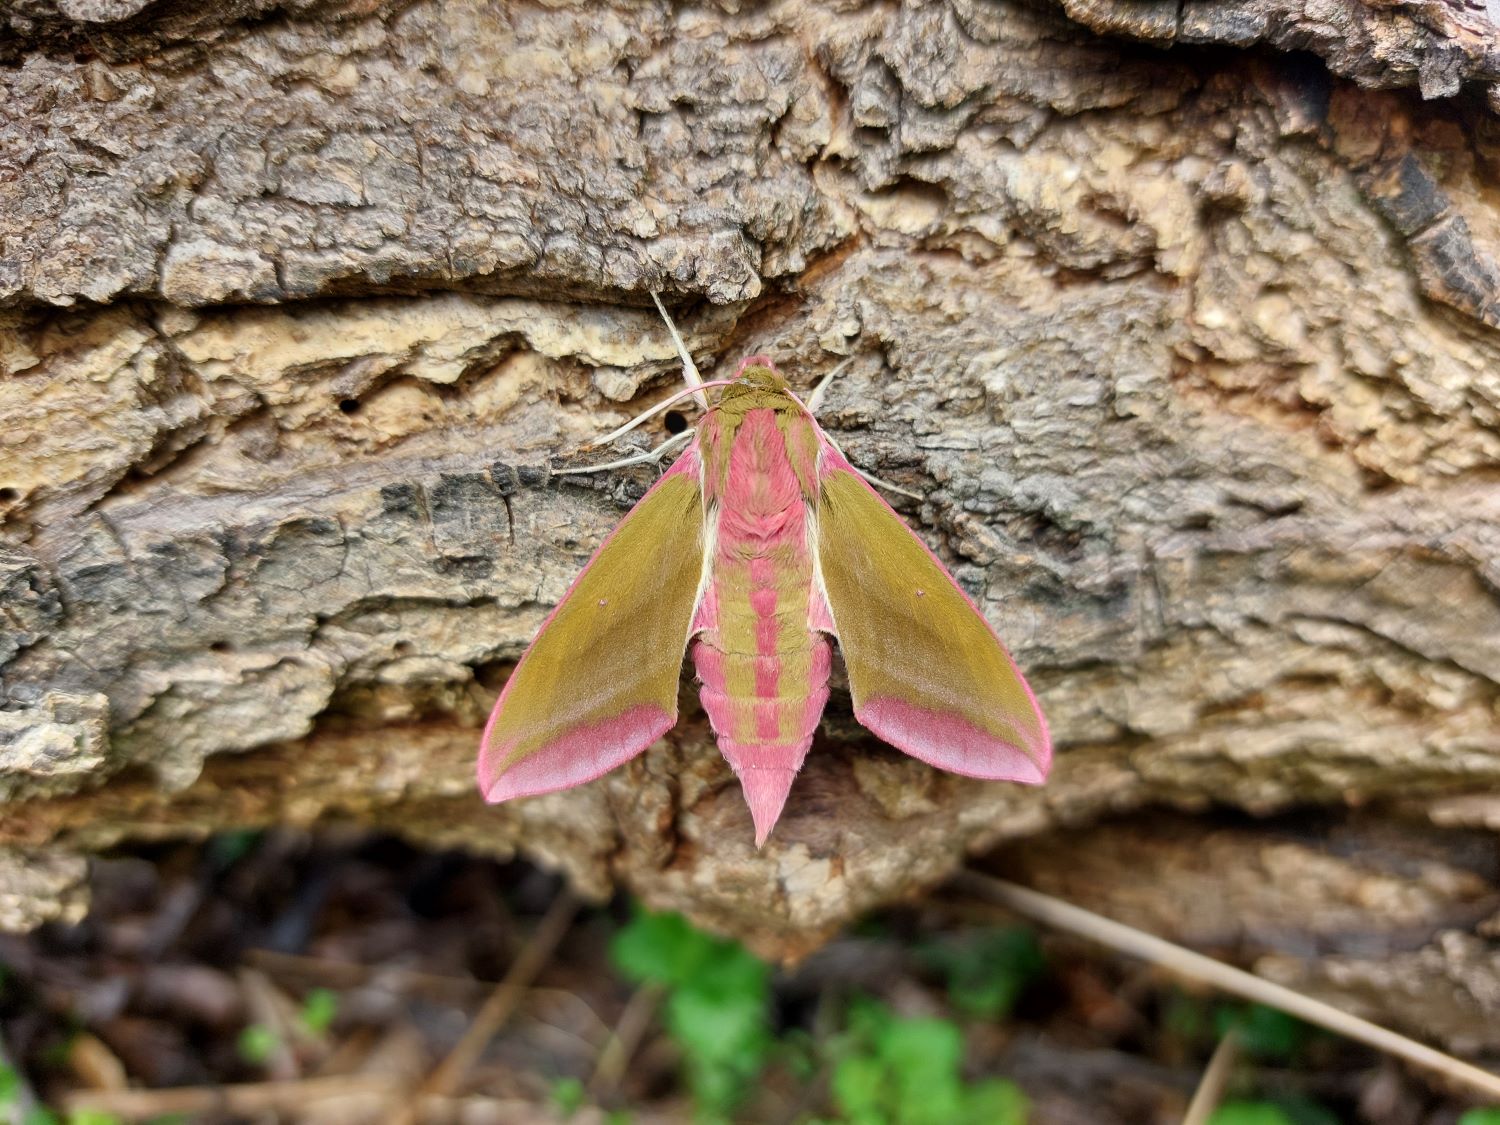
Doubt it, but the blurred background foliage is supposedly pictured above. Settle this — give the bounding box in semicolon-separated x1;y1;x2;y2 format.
0;832;1496;1124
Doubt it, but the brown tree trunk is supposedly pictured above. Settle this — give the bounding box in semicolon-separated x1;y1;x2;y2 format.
3;0;1500;1054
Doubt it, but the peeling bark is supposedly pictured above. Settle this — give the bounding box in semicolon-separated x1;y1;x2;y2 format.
2;0;1499;1057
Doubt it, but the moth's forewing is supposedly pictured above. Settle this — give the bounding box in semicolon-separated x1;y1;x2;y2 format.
814;448;1050;781
479;449;707;802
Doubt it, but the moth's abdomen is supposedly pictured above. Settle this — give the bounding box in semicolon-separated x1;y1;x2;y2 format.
692;635;832;750
691;620;830;846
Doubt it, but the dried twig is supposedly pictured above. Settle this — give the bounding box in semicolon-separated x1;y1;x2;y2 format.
589;981;665;1097
249;949;612;1038
954;872;1500;1102
248;949;484;1001
65;1032;128;1092
237;967;301;1079
388;888;581;1124
1182;1029;1240;1125
63;1075;401;1120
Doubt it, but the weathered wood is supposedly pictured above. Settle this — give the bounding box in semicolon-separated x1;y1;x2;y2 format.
3;0;1499;1053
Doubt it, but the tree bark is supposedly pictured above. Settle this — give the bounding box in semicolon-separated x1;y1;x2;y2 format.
3;0;1500;1054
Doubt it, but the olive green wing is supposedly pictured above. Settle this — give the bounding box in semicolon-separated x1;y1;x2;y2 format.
815;455;1050;782
478;454;706;802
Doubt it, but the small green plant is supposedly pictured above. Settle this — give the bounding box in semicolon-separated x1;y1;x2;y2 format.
550;1075;586;1117
1213;1003;1311;1062
773;1026;819;1082
298;988;339;1036
1206;1097;1341;1125
236;1023;280;1066
919;927;1045;1020
0;1064;111;1125
1458;1111;1500;1125
610;906;772;1121
1162;990;1212;1045
830;997;1027;1125
206;830;262;868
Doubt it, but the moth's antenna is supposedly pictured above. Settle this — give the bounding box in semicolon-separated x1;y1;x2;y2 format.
555;429;694;476
650;290;709;410
585;378;738;450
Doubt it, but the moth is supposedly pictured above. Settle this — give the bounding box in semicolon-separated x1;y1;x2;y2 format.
478;297;1051;846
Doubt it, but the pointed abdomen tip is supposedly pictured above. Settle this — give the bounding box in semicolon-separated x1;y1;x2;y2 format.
738;767;798;848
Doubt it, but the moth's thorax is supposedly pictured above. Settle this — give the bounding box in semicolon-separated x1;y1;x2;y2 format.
715;409;808;544
699;360;819;502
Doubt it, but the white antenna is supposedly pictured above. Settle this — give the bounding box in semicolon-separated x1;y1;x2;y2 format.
650;290;708;410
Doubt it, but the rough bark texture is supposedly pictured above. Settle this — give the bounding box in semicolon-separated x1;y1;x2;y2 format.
3;0;1500;1056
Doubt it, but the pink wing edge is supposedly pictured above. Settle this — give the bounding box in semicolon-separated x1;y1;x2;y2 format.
478;445;706;804
813;438;1053;785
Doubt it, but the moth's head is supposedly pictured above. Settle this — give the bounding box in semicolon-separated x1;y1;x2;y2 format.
731;354;790;391
711;354;801;418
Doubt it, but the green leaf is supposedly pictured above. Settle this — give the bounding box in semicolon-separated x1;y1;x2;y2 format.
207;830;262;868
1214;1004;1309;1062
961;1078;1028;1125
1162;991;1211;1044
550;1076;586;1117
611;904;772;1118
23;1109;61;1125
668;990;764;1063
879;1017;963;1078
1207;1102;1298;1125
0;1063;19;1106
41;1031;78;1069
831;1055;887;1124
831;1001;999;1125
236;1024;279;1066
672;993;769;1115
921;928;1045;1021
298;988;339;1036
1273;1095;1340;1125
1458;1112;1500;1125
844;994;897;1044
880;1017;968;1124
65;1112;123;1125
774;1028;818;1081
610;909;715;987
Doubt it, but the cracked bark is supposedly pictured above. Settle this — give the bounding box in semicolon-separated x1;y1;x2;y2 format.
3;0;1500;1057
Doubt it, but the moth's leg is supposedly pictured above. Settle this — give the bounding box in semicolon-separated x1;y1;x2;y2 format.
849;462;923;501
818;426;925;502
554;428;695;476
806;356;855;415
807;356;922;499
650;290;708;409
